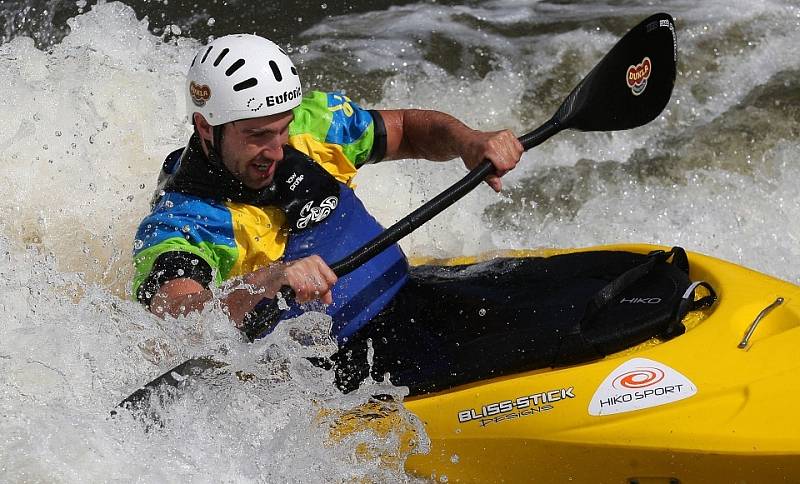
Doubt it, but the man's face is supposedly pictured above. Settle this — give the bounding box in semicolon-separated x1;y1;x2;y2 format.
216;112;294;190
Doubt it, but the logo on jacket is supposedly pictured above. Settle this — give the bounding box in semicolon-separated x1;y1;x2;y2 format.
286;172;304;192
189;81;212;106
626;57;652;96
296;196;338;229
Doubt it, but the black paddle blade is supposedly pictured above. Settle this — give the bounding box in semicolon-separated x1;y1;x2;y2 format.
111;356;228;420
556;13;677;131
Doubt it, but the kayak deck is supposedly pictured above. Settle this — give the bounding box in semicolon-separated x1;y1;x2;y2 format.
395;244;800;482
334;246;703;396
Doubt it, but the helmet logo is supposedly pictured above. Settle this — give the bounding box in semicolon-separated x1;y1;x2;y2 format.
265;86;302;108
189;81;212;106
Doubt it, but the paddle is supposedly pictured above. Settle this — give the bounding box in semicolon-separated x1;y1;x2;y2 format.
114;12;677;416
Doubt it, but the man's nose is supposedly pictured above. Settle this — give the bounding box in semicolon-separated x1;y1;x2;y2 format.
262;143;284;162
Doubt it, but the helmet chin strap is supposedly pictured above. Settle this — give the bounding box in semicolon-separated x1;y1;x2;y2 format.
212;125;225;156
194;122;227;168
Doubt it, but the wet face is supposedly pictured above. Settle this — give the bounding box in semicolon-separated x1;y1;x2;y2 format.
196;112;293;190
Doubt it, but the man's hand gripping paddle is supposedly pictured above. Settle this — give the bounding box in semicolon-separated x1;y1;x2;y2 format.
114;13;678;417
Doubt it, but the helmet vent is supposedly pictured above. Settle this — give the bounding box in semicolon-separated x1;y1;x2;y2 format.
213;48;230;67
201;46;213;63
233;78;258;92
226;59;245;76
291;66;297;75
269;60;283;82
190;54;198;67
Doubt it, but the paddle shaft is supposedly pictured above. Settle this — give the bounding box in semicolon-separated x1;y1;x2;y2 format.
242;119;561;340
332;119;560;275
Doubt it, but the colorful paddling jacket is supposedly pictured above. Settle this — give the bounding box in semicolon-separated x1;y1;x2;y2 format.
132;91;409;341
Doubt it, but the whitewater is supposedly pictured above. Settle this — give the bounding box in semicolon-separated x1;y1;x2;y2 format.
1;0;799;481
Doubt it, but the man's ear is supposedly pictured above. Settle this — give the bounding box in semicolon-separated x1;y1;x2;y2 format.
193;113;213;142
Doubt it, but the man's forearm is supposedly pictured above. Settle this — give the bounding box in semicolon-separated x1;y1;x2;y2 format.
150;284;265;326
378;107;523;192
148;257;336;326
380;109;475;162
150;266;284;326
150;288;214;320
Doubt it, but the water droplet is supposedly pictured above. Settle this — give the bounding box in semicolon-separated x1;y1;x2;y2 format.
207;17;216;26
450;454;459;464
320;3;327;9
190;258;199;266
177;268;185;276
182;224;191;233
478;308;486;316
164;200;174;208
55;130;62;137
133;240;144;250
139;183;146;189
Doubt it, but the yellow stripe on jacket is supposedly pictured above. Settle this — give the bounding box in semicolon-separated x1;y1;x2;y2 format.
226;202;288;278
289;133;358;186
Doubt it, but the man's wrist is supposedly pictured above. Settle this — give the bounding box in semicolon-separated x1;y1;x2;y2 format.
243;263;286;297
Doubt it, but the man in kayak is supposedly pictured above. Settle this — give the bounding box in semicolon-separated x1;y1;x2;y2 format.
132;34;523;345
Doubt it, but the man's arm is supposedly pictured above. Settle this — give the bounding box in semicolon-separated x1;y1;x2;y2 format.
149;255;337;326
378;109;524;192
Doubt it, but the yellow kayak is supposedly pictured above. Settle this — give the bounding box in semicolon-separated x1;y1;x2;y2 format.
335;244;800;483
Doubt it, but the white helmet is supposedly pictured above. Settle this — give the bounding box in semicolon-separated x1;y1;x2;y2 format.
186;34;302;126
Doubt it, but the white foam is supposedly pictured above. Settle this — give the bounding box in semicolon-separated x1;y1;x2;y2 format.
0;3;425;482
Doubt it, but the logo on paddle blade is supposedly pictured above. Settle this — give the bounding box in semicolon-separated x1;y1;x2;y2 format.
626;57;652;96
189;81;212;106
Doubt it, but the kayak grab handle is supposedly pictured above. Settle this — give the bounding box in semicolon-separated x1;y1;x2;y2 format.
738;297;784;349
